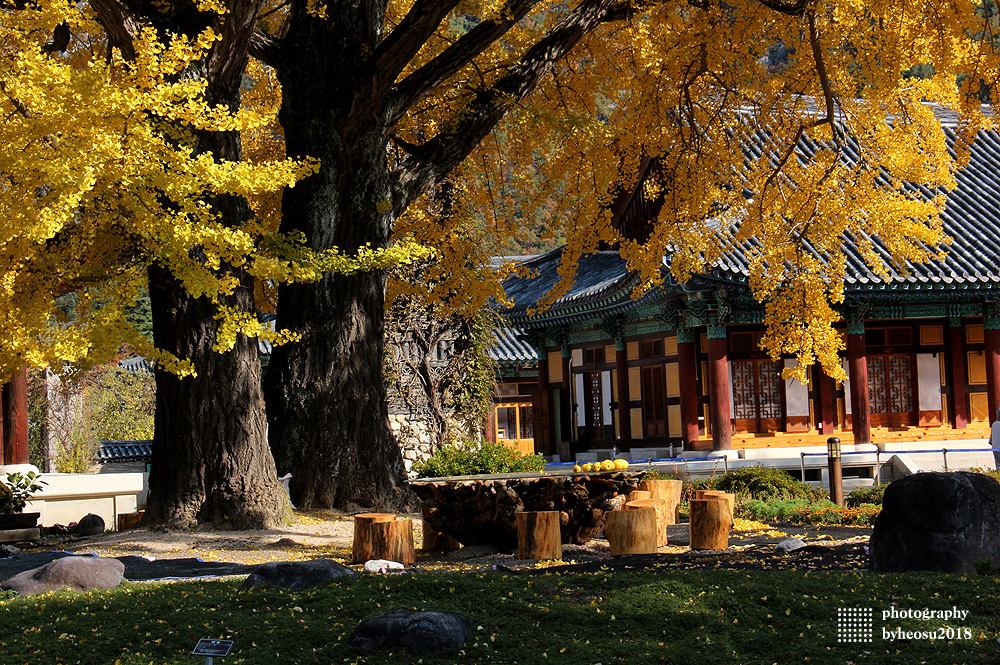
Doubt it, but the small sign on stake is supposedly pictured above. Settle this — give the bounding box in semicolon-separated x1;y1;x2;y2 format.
192;638;234;664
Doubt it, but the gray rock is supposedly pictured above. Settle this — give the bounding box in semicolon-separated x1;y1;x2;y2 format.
1;556;124;595
363;559;405;573
870;471;1000;573
0;545;20;558
774;538;807;553
242;558;359;590
347;609;471;656
76;514;105;536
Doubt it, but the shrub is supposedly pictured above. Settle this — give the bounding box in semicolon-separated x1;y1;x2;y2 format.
0;472;46;514
845;484;886;507
741;497;880;526
415;440;547;478
713;466;812;501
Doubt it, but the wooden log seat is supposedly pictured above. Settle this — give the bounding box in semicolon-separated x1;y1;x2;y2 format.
695;490;736;518
352;513;415;564
515;511;562;560
639;479;683;525
689;497;733;550
604;507;657;555
625;498;668;547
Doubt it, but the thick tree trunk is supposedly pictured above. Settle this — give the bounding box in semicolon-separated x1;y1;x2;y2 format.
264;5;411;511
146;263;289;529
144;36;288;528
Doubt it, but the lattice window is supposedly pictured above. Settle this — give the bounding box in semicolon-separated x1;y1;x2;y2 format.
518;405;534;440
888;355;914;414
757;362;783;419
867;356;887;415
731;360;757;419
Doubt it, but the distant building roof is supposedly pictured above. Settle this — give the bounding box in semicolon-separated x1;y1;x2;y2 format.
489;326;536;365
501;127;1000;326
96;440;152;464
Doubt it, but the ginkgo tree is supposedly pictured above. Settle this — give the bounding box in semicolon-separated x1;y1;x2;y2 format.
7;0;998;520
0;1;423;526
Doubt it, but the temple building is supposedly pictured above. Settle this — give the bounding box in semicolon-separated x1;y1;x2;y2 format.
490;125;1000;460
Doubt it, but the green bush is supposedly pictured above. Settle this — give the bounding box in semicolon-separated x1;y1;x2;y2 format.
713;466;812;501
741;497;880;526
415;440;547;478
845;484;886;507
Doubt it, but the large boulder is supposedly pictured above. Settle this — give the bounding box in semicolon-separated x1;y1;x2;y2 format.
870;471;1000;573
75;514;106;537
347;609;471;656
1;555;125;595
242;558;359;590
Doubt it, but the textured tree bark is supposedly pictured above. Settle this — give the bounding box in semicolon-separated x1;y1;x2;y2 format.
515;510;562;560
604;507;657;555
264;2;411;511
370;518;416;565
352;513;398;563
689;497;733;550
130;2;287;529
146;262;289;529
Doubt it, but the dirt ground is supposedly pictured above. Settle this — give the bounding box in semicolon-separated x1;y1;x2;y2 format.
25;511;872;574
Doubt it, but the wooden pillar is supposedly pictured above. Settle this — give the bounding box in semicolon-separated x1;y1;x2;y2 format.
534;346;553;454
2;366;29;465
485;406;496;443
677;329;700;447
846;321;871;445
949;318;968;430
560;346;572;442
706;324;732;450
615;338;631;448
816;365;836;435
985;315;1000;425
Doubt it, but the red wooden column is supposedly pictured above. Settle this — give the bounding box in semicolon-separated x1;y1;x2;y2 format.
985;315;1000;425
677;329;700;448
2;366;30;465
949;318;968;430
534;345;553;455
706;324;732;450
559;345;573;442
615;338;631;449
816;365;836;435
846;321;872;445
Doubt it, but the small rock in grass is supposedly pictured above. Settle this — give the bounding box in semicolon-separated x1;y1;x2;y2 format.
774;538;807;553
75;514;105;536
347;609;470;656
1;556;124;596
242;558;359;590
363;559;405;574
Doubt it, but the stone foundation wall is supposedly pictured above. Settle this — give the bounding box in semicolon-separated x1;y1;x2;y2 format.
390;413;478;478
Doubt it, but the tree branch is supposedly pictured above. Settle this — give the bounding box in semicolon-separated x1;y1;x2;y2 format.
249;27;280;66
388;0;543;124
88;0;141;60
392;0;619;214
753;0;811;16
370;0;464;102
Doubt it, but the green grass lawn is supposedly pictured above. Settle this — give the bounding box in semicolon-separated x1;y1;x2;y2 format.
1;567;998;665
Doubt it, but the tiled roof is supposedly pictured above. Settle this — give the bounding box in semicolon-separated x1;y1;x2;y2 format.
489;326;536;364
96;440;152;464
502;126;1000;324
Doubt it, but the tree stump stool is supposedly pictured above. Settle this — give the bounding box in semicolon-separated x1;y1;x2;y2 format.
695;490;736;518
627;490;651;503
352;513;415;564
639;479;683;524
689;497;733;550
421;506;461;552
625;498;668;547
515;511;562;560
604;507;657;555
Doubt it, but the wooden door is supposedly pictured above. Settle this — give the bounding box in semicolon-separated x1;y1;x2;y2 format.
642;365;667;438
532;390;551;454
867;354;916;427
731;359;783;433
495;402;535;454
